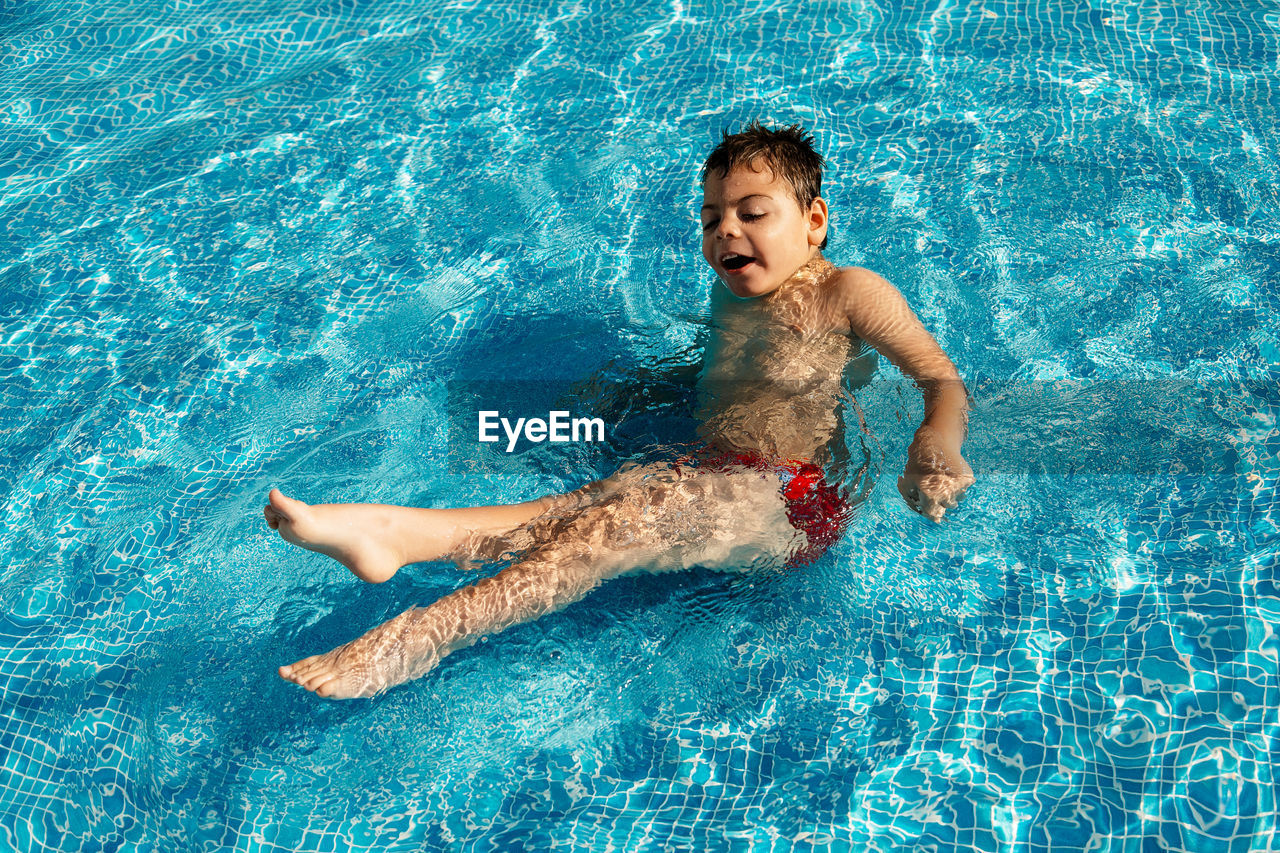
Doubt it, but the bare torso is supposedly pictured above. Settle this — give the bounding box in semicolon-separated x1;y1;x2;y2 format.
695;255;864;462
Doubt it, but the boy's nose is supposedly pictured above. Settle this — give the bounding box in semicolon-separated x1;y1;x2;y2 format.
716;216;741;239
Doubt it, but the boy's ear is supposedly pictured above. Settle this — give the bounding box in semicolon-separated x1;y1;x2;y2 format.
807;197;829;247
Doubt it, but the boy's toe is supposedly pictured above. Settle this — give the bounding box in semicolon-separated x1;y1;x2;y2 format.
268;489;305;515
280;655;324;685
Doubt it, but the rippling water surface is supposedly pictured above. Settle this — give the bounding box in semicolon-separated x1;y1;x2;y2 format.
2;0;1278;850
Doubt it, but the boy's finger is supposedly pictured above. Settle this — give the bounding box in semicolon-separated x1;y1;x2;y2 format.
897;476;923;511
915;491;939;520
896;475;913;500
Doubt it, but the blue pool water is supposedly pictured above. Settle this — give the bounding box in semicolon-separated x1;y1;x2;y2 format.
2;0;1279;849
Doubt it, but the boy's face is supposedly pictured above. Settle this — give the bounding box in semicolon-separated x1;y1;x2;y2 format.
700;160;828;298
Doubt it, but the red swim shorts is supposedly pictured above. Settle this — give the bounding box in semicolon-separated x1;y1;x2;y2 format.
678;449;851;567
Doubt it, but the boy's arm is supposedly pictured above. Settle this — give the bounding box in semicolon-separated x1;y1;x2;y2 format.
834;267;974;521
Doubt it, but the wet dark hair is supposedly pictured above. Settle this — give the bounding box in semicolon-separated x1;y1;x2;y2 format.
700;121;827;249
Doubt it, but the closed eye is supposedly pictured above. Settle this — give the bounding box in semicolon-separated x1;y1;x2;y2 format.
701;212;762;231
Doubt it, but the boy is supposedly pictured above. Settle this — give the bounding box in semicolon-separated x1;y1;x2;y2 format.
267;123;973;699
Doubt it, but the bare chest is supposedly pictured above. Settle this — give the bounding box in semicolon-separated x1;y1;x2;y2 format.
701;297;852;385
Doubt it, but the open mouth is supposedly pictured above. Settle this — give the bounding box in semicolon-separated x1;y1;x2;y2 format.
722;254;756;271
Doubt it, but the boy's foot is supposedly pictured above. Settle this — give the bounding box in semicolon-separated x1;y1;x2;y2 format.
263;489;404;583
278;607;433;699
278;645;379;699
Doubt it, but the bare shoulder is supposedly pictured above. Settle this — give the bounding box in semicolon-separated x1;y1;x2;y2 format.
831;265;895;294
818;266;899;332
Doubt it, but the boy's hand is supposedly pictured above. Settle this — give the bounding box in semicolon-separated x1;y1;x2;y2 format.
897;424;974;522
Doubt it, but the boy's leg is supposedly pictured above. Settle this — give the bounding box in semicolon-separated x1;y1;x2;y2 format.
263;463;652;583
263;488;560;583
279;464;800;698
